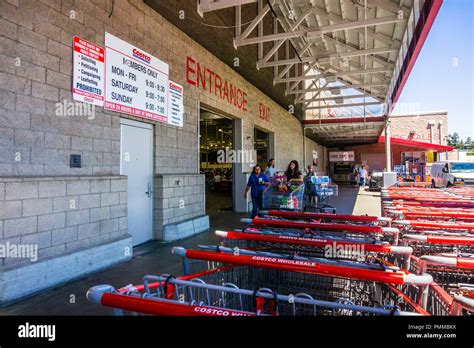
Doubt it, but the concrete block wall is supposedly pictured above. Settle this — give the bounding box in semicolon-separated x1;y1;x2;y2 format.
0;175;127;267
0;0;121;176
153;174;205;240
0;236;132;304
305;137;327;175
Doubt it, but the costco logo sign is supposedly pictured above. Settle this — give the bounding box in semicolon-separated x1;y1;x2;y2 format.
132;48;151;64
169;82;183;92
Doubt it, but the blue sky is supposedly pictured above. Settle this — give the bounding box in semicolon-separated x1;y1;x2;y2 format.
392;0;474;139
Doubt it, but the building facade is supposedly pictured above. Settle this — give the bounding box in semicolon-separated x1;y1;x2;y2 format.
340;112;450;178
0;0;324;303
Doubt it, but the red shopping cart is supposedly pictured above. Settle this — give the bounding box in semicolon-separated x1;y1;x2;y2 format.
394;220;474;234
451;285;474;315
402;234;474;256
241;217;399;236
241;217;400;245
408;255;474;315
87;267;427;316
170;246;460;315
216;230;412;268
259;210;393;227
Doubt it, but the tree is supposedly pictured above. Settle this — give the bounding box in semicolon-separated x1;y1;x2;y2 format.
465;137;472;149
447;132;460;146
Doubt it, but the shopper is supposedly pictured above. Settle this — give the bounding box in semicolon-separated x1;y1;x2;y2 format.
214;170;222;183
264;158;276;179
305;165;318;207
349;169;359;188
244;165;270;218
359;165;368;187
285;160;303;183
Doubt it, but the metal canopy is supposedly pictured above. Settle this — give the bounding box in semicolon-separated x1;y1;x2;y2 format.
304;116;386;146
197;0;441;120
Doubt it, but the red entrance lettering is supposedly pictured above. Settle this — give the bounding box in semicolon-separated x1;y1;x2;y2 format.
185;56;249;113
186;56;196;86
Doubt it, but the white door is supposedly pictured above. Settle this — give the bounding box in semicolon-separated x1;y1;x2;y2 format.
120;119;153;246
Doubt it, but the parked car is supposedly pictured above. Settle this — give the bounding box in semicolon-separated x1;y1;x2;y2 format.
430;161;474;187
369;169;384;191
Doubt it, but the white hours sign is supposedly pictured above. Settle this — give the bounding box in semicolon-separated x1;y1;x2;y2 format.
104;33;169;123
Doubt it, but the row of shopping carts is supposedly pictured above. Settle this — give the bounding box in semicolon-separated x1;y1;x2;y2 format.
86;187;473;316
382;185;474;316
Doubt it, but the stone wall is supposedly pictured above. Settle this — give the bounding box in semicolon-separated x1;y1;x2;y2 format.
0;175;128;267
153;174;205;240
305;137;327;175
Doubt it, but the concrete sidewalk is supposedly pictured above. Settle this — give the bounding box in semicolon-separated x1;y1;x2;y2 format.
352;187;382;216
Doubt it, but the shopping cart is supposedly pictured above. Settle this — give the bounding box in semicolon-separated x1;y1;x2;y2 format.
170;246;457;315
394;220;474;234
262;178;304;211
407;255;474;315
451;285;474;315
87;267;427;316
216;229;412;268
241;217;400;239
304;176;338;213
387;209;474;222
402;234;474;256
258;210;393;227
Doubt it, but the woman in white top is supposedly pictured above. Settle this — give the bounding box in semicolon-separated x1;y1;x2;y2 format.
264;158;276;179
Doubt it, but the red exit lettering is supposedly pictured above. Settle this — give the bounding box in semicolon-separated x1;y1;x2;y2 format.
259;103;271;121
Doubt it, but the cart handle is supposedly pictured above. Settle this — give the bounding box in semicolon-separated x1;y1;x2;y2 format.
403;234;474;245
216;230;410;255
395;220;474;231
259;210;390;223
453;295;474;313
102;292;257;316
421;255;474;269
172;247;432;286
240;217;393;235
86;284;116;304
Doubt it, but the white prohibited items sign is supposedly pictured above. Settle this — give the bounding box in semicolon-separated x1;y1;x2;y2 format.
72;36;105;106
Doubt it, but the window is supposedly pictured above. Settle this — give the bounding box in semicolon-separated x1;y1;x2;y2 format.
450;162;474;173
